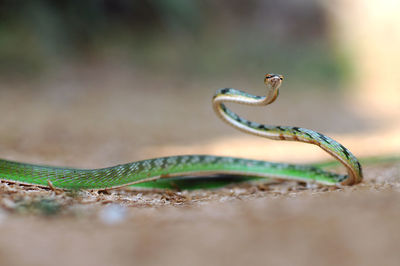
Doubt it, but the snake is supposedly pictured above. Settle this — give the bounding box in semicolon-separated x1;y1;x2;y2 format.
0;74;362;190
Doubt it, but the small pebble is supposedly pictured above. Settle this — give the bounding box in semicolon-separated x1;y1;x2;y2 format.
98;204;127;225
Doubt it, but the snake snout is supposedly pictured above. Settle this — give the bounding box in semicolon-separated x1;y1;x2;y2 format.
264;74;283;88
269;77;283;88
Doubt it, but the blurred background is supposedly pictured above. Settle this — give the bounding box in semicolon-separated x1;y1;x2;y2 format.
0;0;399;168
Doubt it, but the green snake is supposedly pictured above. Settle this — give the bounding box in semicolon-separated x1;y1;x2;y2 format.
0;74;362;190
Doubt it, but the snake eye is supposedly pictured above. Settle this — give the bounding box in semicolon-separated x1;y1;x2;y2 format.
264;74;274;81
265;74;283;80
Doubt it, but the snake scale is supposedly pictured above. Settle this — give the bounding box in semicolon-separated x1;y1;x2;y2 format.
0;74;362;190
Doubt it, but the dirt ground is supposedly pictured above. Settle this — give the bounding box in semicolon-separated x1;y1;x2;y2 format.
0;69;399;266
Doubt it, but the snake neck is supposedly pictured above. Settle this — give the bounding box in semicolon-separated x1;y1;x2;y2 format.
212;85;363;186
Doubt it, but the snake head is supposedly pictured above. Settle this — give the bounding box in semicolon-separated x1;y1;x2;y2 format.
264;74;284;90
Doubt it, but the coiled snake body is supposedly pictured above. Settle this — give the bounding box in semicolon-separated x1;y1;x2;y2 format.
0;74;362;189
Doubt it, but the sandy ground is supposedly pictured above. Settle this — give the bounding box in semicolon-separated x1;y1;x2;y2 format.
0;69;399;266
